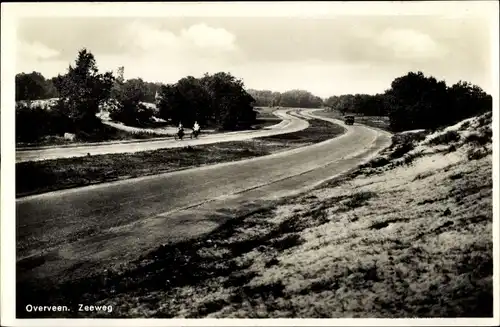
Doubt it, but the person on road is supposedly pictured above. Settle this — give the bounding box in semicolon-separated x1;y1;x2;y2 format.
193;121;200;132
177;122;184;138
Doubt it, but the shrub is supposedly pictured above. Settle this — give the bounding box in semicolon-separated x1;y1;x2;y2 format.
464;131;491;146
390;142;415;159
459;121;471;131
477;112;492;127
16;103;71;143
391;131;427;148
360;156;390;169
427;130;460;145
110;102;154;127
467;148;489;161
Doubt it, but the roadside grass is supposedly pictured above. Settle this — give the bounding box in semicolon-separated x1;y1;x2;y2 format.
18;112;492;318
16;118;345;198
259;119;345;145
254;107;279;120
251;118;282;130
314;109;391;131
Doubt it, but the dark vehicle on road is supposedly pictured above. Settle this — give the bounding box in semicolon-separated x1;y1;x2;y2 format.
344;115;355;125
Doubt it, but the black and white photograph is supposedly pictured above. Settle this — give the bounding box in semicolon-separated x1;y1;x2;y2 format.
1;1;499;325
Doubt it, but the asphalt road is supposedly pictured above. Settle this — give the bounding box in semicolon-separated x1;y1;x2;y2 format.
15;109;307;163
16;110;392;283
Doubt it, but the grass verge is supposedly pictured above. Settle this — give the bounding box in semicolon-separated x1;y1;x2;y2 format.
16;118;345;198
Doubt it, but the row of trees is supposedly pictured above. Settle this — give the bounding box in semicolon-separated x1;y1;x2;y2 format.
324;93;387;116
16;71;162;105
247;89;324;108
325;72;492;132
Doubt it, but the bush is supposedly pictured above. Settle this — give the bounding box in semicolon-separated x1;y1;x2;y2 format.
391;131;427;147
459;121;470;131
360;156;390;169
477;112;492;127
110;102;154;127
16;103;71;143
427;130;460;145
467;148;489;161
465;131;491;146
390;142;415;159
387;131;428;159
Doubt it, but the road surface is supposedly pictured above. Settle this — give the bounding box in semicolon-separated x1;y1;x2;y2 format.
16;109;306;163
16;110;392;284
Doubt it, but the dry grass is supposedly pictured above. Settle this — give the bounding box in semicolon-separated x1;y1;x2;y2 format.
18;112;492;318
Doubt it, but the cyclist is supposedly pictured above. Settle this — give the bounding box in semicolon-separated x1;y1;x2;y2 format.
193;121;200;132
190;121;200;139
177;122;184;139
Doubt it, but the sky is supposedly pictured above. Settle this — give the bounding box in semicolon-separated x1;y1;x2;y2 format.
14;4;496;98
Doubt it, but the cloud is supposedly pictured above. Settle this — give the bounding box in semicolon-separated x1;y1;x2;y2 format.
88;21;244;83
180;23;237;51
123;21;178;52
121;21;238;58
17;40;60;60
375;28;448;60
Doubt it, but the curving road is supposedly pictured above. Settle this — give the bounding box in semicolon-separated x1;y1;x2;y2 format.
15;109;307;163
16;110;392;283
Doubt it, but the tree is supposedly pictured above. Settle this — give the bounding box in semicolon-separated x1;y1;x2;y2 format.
447;81;492;123
157;72;256;130
386;71;449;131
201;72;256;130
109;78;152;126
15;72;58;101
53;48;115;131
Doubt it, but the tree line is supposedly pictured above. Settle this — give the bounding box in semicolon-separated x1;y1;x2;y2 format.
16;72;163;104
324;71;492;132
247;89;324;108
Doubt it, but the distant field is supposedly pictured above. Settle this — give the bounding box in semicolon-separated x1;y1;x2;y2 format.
316;110;390;131
254;107;280;120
